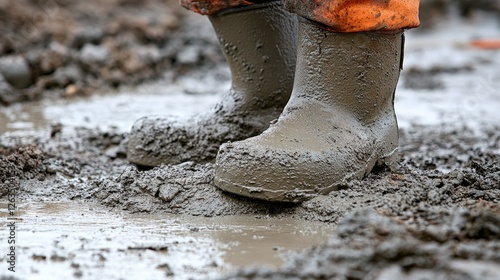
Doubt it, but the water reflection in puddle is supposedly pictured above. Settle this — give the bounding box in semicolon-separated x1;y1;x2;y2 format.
0;201;334;279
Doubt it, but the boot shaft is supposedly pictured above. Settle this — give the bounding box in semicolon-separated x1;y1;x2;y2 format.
291;18;403;124
208;2;297;107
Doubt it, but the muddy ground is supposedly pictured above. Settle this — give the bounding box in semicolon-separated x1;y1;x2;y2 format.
1;0;500;279
0;0;222;104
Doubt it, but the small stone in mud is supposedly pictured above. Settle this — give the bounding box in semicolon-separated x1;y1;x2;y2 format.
0;55;32;89
72;27;105;49
93;253;107;262
54;65;83;88
176;45;200;65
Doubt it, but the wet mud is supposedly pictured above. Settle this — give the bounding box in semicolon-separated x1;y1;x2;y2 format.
0;201;335;279
2;122;499;278
6;124;499;219
226;209;500;280
1;0;500;279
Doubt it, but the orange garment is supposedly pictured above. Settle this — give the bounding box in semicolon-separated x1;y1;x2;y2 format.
284;0;420;32
180;0;420;32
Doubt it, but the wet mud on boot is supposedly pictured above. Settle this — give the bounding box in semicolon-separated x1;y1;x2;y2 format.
215;18;404;203
127;1;297;167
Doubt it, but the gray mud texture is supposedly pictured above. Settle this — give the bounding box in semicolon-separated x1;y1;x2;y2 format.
2;124;499;279
1;0;500;279
226;209;500;280
5;125;499;220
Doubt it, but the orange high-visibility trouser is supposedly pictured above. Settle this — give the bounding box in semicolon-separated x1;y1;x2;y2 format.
180;0;420;32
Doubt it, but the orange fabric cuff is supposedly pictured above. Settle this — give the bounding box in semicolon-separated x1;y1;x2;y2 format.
284;0;420;32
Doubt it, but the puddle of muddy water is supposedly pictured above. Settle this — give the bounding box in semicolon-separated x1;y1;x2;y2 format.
0;201;334;279
0;66;229;136
0;88;220;137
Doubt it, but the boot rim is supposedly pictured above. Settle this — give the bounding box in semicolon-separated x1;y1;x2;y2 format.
213;0;282;17
297;16;405;35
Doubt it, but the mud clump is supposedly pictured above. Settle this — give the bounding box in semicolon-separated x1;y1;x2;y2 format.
0;144;46;198
89;162;296;216
0;145;44;181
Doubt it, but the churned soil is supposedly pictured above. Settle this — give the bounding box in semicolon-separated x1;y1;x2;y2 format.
1;0;499;279
1;123;499;279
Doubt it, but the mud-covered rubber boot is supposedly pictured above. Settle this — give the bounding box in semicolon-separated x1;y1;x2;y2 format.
127;2;297;167
214;18;404;202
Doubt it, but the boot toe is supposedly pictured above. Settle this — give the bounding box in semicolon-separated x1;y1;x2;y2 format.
214;139;350;203
214;127;399;203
